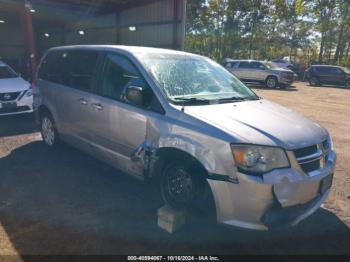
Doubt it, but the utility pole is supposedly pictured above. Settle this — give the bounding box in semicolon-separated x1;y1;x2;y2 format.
20;0;36;81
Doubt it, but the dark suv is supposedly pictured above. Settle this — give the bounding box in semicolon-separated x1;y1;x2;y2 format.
305;65;350;88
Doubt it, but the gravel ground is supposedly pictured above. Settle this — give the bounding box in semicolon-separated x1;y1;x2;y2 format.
0;81;349;255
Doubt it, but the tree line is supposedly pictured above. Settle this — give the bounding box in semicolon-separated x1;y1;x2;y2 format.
185;0;350;67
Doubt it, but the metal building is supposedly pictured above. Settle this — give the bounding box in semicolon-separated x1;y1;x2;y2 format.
0;0;187;80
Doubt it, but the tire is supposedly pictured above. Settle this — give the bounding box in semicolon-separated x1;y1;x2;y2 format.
346;82;350;89
160;159;214;215
265;76;278;89
40;112;60;147
309;76;320;86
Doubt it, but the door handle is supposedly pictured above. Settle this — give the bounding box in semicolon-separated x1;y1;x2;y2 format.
92;103;103;111
79;98;87;105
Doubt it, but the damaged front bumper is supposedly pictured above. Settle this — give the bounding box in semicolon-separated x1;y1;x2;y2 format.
207;150;336;230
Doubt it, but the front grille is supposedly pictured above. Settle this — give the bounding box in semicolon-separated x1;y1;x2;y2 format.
300;160;320;173
293;142;327;174
294;145;318;158
283;73;294;81
286;75;294;81
0;92;21;101
0;106;30;114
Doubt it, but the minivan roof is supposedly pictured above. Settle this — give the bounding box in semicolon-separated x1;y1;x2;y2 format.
46;45;199;58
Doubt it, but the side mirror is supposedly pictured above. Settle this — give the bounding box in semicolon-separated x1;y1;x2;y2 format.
126;86;145;107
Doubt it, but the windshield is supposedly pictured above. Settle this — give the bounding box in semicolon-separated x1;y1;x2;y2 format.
0;66;18;79
139;53;258;105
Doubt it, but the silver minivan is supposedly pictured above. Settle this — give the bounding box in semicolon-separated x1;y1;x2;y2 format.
34;45;336;230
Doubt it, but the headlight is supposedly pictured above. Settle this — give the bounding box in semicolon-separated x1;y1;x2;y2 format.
323;135;333;151
231;144;290;175
25;89;33;97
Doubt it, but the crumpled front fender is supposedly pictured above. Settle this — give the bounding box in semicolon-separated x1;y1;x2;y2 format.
157;134;218;174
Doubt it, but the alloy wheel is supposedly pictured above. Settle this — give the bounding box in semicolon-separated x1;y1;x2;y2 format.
41;117;55;146
266;77;277;88
162;163;194;208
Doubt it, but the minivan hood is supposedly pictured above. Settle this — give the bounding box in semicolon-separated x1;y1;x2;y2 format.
183;99;328;149
0;77;30;93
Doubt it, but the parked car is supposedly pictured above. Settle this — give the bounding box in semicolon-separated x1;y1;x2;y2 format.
0;61;33;115
271;58;296;71
305;65;350;88
35;46;336;230
272;58;302;79
223;59;295;88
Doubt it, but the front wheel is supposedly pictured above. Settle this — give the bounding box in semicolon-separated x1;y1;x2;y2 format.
161;162;194;209
265;76;278;89
309;77;320;86
160;160;215;217
40;113;59;147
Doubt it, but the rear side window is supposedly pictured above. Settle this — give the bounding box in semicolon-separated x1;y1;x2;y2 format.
64;51;99;91
329;67;344;75
225;62;238;68
314;66;332;74
97;53;146;101
38;50;99;92
250;62;264;69
38;51;62;81
238;62;251;68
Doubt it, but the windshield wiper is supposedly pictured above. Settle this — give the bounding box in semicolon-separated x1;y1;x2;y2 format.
174;97;211;104
218;96;260;102
217;96;246;102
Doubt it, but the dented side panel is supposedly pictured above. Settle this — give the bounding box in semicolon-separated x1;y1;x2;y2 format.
140;113;238;179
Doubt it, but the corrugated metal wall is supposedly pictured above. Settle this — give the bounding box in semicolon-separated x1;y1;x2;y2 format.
0;0;186;77
64;14;117;45
118;0;185;49
35;0;186;51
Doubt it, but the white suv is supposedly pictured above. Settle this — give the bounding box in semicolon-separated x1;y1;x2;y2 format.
0;61;33;116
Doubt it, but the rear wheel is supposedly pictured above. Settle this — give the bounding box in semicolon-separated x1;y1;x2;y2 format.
309;76;320;86
265;76;278;89
40;113;60;147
